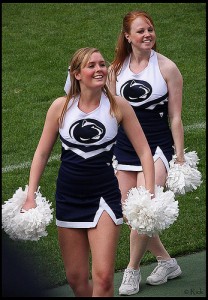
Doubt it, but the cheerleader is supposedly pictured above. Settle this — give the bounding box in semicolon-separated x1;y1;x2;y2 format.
20;47;155;297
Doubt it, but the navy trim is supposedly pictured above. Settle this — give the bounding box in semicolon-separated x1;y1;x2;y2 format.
135;92;168;109
60;135;117;152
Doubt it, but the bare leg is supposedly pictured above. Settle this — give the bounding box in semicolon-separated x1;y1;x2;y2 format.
128;230;150;269
58;227;93;297
145;159;171;260
88;211;121;297
118;159;172;271
117;170;150;270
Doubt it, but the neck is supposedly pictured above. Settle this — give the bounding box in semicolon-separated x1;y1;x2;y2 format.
131;49;152;63
79;88;102;104
78;91;102;113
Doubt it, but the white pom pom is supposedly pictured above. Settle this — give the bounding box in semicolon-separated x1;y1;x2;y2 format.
2;186;54;241
166;162;202;195
123;185;179;237
184;151;200;168
112;155;118;174
172;149;200;169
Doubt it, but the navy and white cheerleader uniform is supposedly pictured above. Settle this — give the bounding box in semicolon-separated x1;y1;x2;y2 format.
114;49;174;172
55;92;123;228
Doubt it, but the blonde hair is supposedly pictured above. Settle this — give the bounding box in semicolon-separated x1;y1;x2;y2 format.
59;47;120;126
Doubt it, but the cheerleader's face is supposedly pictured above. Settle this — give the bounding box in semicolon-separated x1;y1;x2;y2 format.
125;16;156;51
75;52;108;89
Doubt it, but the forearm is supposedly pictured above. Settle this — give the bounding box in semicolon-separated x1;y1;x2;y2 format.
26;150;50;202
140;150;155;194
170;117;184;161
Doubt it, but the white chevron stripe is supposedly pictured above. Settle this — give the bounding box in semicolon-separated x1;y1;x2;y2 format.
2;122;205;173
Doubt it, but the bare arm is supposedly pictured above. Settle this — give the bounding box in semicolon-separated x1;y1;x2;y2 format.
159;54;184;162
116;96;155;194
107;66;117;95
22;97;65;210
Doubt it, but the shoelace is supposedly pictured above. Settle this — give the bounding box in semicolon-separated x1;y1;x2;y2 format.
150;260;172;275
122;270;137;284
151;264;162;275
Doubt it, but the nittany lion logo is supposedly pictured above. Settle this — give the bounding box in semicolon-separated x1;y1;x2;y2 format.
120;80;152;103
69;119;106;144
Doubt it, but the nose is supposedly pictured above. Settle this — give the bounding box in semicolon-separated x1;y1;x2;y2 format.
143;28;151;35
95;65;102;72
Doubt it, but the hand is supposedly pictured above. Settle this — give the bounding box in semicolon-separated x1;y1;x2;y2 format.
175;158;185;165
123;215;128;223
20;200;36;213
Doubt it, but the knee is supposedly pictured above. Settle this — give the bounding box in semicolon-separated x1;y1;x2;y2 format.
66;270;86;291
65;270;78;289
66;270;92;297
94;271;114;292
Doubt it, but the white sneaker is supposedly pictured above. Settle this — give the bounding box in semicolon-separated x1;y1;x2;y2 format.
146;258;182;285
119;268;141;295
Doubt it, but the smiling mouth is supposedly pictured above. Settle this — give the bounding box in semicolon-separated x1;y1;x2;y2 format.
93;76;104;80
93;75;104;79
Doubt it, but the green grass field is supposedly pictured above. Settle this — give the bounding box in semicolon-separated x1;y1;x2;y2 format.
2;3;206;289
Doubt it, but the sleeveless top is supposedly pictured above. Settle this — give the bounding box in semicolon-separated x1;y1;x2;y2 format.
114;49;174;170
55;92;123;227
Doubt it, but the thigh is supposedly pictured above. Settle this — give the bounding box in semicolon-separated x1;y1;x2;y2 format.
88;212;121;274
58;227;90;275
137;158;167;187
116;170;137;202
154;158;167;186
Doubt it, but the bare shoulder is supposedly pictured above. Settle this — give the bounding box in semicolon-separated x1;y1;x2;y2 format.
157;52;178;69
46;96;66;119
114;95;128;108
114;95;133;121
108;64;114;72
51;96;66;108
107;64;116;82
49;96;66;111
156;52;182;80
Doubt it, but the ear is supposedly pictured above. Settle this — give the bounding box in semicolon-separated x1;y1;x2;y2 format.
75;72;81;81
124;32;130;43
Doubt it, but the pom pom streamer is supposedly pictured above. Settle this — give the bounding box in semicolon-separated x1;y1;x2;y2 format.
2;186;54;241
166;163;202;195
171;149;200;169
183;150;200;169
112;155;118;174
166;150;202;195
123;185;179;237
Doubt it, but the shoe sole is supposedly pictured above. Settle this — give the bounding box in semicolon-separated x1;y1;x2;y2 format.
119;288;140;296
119;277;141;295
146;267;182;286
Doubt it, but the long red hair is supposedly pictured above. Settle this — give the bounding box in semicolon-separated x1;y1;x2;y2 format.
111;10;156;76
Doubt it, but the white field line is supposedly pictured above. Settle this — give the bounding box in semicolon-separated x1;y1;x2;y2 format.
2;154;60;173
184;122;206;132
2;122;206;174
